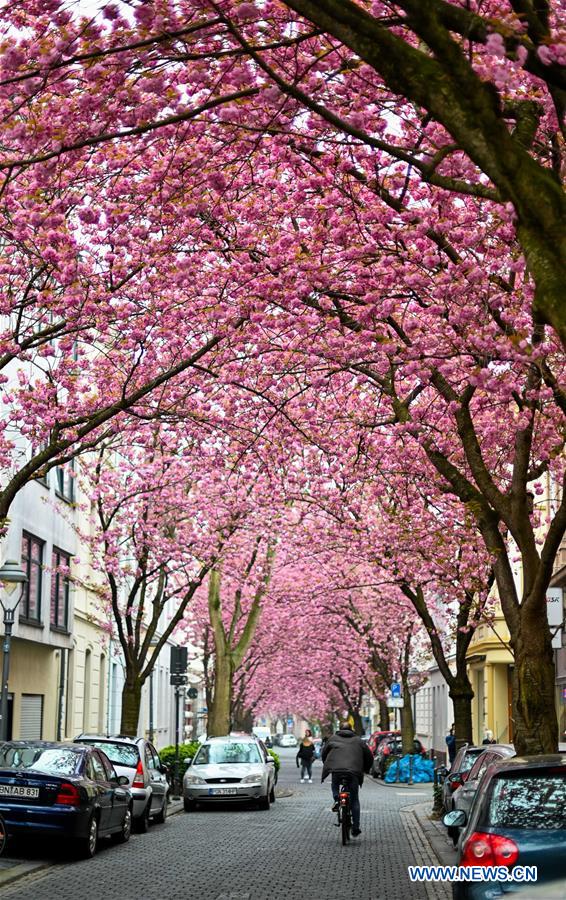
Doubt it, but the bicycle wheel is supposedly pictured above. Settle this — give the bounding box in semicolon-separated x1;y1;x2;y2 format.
0;814;7;857
341;803;351;845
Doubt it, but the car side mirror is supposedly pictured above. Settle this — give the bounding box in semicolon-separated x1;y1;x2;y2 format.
183;758;192;766
443;809;467;829
448;773;464;789
266;757;274;764
117;775;130;787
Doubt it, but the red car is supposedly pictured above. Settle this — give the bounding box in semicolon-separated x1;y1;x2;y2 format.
367;730;400;755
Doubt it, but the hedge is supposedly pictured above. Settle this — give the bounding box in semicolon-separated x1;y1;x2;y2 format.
158;741;200;777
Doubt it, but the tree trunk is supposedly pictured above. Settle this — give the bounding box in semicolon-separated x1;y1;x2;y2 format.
232;703;254;733
379;698;390;732
512;606;558;755
207;653;233;737
449;680;474;750
400;690;414;755
120;672;143;736
350;708;363;736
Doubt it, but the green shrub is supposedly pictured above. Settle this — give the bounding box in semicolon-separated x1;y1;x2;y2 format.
267;749;280;773
159;741;200;777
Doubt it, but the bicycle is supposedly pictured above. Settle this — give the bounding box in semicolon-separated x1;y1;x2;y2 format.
336;776;352;845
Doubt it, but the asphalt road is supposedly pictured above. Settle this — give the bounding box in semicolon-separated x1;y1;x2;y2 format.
0;747;446;900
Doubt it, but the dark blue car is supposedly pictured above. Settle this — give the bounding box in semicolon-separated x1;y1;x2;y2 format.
444;754;566;899
0;741;132;858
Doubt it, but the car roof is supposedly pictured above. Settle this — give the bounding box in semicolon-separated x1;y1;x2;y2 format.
201;735;258;743
1;740;90;753
490;753;566;773
75;734;141;745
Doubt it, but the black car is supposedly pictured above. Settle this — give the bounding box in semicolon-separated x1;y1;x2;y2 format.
443;754;566;899
0;741;132;858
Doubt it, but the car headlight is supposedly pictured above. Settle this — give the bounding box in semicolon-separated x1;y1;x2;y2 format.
185;775;206;785
241;774;262;784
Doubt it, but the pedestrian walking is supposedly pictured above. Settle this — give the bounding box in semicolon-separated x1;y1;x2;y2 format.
445;724;456;764
296;734;316;783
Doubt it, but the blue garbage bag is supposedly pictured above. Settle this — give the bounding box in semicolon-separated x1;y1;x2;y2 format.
384;754;434;783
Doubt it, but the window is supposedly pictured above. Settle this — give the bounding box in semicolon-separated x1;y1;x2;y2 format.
55;459;75;502
50;548;70;630
193;742;261;765
19;694;43;739
78;740;139;768
20;532;44;622
488;772;566;829
90;751;109;783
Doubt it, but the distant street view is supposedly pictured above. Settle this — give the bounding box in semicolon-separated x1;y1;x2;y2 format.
0;0;564;897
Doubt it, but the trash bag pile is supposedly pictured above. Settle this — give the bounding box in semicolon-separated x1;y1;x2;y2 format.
384;754;434;783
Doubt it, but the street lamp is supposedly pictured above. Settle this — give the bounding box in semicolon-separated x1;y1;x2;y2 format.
0;560;27;742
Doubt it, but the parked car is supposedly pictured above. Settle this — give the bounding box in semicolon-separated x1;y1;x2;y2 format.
442;744;486;814
0;740;132;858
183;735;276;811
75;734;168;832
443;754;566;899
449;744;515;845
367;730;400;755
278;734;298;748
371;736;426;779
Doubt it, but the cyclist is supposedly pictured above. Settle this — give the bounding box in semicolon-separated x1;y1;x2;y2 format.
321;720;373;838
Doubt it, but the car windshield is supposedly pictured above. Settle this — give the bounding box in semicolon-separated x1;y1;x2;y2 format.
194;742;262;765
0;745;80;776
78;740;139;767
488;772;566;829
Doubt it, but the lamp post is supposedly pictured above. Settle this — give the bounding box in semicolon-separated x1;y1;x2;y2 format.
0;560;27;742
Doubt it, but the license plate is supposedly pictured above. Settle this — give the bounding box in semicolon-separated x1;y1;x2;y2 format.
209;788;238;796
0;785;39;798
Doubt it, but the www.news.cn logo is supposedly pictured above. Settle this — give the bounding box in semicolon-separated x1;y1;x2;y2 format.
408;865;538;883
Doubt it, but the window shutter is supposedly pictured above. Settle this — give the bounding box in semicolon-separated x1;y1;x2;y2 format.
19;694;43;740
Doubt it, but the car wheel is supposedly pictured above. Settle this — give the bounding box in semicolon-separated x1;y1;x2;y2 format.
269;784;276;803
112;805;132;844
184;797;197;812
258;793;270;811
77;813;98;859
135;801;151;833
153;796;167;825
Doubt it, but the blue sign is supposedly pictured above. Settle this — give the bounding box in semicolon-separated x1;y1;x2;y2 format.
287;718;294;727
391;682;401;698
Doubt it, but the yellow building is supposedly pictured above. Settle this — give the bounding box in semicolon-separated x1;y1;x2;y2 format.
466;613;514;746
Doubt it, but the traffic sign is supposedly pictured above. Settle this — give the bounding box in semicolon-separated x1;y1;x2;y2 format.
391;682;401;698
187;687;198;699
386;697;403;708
170;673;188;686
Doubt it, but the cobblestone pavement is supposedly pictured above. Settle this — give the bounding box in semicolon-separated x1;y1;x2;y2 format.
0;748;449;900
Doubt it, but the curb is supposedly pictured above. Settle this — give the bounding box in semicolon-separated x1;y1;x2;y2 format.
400;803;451;900
0;860;53;889
372;777;434;791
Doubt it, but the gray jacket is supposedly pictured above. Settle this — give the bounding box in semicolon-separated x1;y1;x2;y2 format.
321;728;374;784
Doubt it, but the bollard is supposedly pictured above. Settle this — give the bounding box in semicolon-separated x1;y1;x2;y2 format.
409;753;414;785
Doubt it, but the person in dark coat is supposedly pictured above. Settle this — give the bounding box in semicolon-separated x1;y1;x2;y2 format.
445;724;456;764
321;721;373;837
296;735;316;783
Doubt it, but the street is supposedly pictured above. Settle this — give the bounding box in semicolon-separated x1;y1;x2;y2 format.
0;749;448;900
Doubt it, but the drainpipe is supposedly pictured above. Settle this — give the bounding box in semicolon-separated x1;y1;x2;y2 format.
57;649;66;741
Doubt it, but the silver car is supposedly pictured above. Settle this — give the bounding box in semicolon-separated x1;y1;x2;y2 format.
75;734;168;832
183;736;276;811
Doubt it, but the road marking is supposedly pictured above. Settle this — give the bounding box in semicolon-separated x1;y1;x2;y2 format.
396;791;428;796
